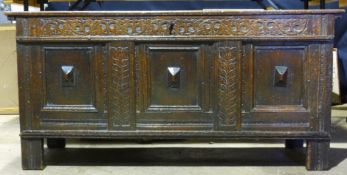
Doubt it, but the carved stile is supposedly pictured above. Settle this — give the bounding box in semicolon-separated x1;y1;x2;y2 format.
217;42;240;129
108;44;133;129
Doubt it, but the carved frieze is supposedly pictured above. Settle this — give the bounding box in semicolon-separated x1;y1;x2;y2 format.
25;17;312;37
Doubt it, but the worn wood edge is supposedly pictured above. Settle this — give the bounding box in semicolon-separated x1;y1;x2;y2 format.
19;130;330;140
5;9;345;17
15;36;336;42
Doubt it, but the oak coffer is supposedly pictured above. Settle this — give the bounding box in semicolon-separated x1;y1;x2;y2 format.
6;9;344;171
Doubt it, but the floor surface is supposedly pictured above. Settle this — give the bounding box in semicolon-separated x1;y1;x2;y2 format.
0;105;346;175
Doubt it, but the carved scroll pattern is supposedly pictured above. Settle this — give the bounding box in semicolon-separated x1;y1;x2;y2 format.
109;46;131;128
217;46;239;127
27;17;310;37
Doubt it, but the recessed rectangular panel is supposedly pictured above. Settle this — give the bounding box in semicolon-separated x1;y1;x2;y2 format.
254;46;305;107
43;47;96;111
241;44;311;130
149;47;199;109
28;45;106;130
136;43;213;129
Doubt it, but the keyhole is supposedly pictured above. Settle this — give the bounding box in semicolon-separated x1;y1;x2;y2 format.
169;23;175;35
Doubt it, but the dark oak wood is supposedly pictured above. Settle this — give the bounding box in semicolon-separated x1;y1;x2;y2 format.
285;139;304;149
23;0;28;11
6;10;344;171
304;0;309;9
306;140;330;170
46;138;66;149
320;0;326;9
21;138;44;170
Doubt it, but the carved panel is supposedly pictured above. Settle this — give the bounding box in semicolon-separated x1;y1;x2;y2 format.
216;42;241;129
253;46;306;107
241;45;311;130
140;45;203;111
135;44;213;129
25;17;315;37
42;47;97;112
108;43;134;129
27;45;108;130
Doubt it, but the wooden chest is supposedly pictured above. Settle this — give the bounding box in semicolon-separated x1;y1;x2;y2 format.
6;9;344;170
